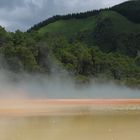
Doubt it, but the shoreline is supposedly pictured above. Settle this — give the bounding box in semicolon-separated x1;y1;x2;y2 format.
0;99;140;116
0;99;140;104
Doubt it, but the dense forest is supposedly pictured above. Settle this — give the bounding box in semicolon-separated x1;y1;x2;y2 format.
0;0;140;87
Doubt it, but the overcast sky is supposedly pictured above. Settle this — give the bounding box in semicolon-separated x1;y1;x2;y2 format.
0;0;128;31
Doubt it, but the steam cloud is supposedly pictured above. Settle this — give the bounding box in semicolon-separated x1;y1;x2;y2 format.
0;68;140;99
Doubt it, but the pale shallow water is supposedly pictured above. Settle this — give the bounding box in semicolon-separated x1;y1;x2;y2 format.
0;112;140;140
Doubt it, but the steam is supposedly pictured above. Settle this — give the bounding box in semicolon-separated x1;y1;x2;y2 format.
0;68;140;99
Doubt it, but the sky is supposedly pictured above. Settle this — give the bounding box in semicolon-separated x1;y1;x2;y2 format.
0;0;128;31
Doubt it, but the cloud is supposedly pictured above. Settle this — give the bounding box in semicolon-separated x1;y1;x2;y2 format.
0;0;128;31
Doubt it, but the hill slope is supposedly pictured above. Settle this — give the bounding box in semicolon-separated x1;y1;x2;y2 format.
38;10;140;35
30;0;140;57
112;0;140;23
38;16;98;36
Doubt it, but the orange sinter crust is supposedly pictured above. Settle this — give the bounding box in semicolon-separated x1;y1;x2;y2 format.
0;99;140;116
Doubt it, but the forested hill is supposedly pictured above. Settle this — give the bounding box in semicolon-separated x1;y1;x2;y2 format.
0;0;140;87
28;0;140;31
112;0;140;23
28;0;140;57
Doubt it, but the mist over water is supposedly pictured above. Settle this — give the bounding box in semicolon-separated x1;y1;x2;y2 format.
0;69;140;99
0;69;140;140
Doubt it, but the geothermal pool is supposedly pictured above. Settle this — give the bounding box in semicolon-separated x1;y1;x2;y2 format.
0;99;140;140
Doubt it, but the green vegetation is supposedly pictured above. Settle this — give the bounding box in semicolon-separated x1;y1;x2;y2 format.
0;0;140;87
38;16;97;37
112;0;140;23
38;11;140;36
